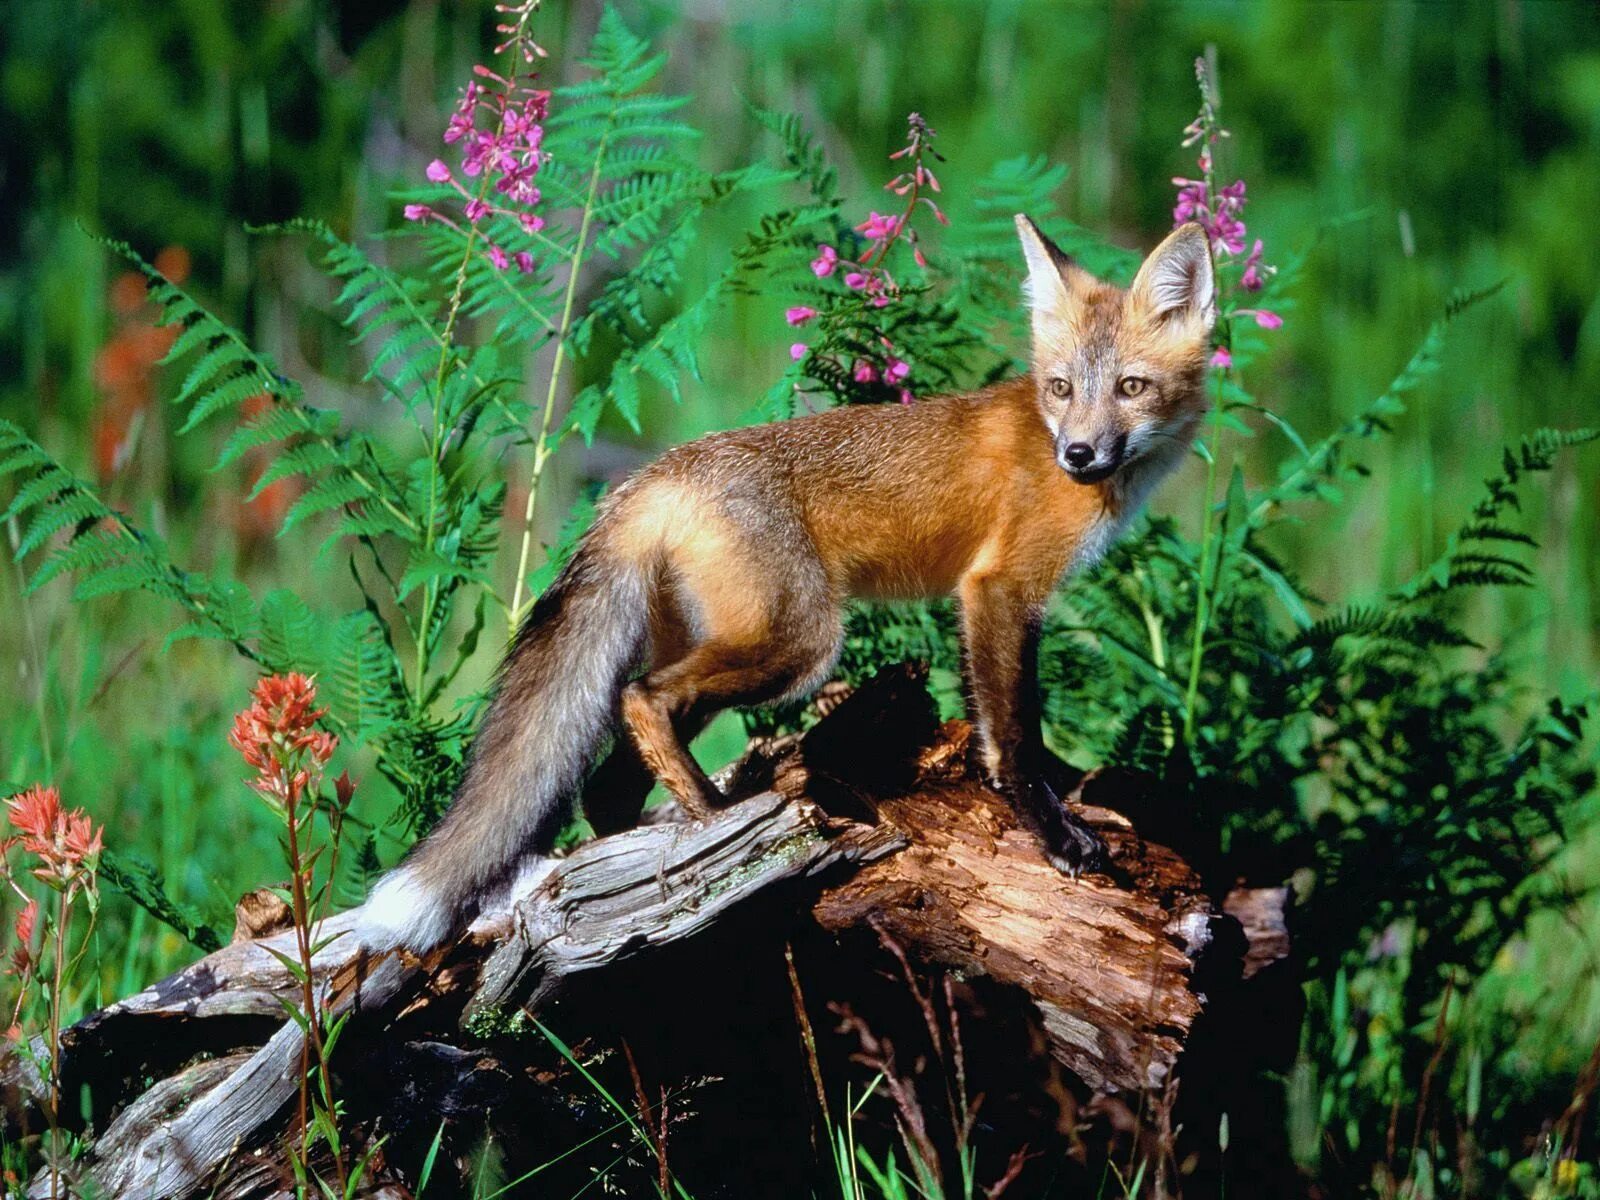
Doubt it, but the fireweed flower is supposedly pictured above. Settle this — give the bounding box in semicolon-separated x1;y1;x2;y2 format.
409;60;551;274
787;112;947;400
1175;56;1279;370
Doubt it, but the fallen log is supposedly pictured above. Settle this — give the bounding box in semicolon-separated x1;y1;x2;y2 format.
1;665;1289;1198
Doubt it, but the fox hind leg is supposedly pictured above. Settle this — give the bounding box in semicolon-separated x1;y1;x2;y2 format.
582;710;709;835
620;630;839;821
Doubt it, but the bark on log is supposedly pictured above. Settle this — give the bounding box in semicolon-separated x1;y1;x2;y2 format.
0;665;1288;1199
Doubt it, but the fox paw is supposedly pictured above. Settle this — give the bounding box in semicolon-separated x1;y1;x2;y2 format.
1042;812;1109;878
1025;779;1109;878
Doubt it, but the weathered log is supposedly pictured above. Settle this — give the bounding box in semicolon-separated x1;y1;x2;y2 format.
2;665;1288;1199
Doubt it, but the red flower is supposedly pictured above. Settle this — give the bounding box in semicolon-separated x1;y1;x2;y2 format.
230;674;339;816
8;900;36;977
6;787;62;861
4;786;104;890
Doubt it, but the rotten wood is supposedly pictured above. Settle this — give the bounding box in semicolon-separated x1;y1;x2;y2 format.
1;664;1289;1199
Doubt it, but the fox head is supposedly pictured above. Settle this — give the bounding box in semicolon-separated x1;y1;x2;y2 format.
1014;215;1216;485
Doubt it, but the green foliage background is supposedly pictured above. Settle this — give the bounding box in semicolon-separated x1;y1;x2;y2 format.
1;1;1599;1194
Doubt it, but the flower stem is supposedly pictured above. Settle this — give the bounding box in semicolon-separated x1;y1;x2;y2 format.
1181;366;1229;747
507;121;614;635
47;886;66;1200
413;168;498;708
286;795;349;1194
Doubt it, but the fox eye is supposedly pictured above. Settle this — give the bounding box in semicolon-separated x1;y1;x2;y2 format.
1049;378;1072;399
1118;376;1148;398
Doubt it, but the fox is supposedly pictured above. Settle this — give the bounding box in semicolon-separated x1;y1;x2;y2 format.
356;215;1217;955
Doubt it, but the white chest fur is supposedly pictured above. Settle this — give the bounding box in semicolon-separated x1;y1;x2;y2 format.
1069;440;1189;574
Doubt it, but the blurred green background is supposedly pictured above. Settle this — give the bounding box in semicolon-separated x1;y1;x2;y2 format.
1;0;1598;1045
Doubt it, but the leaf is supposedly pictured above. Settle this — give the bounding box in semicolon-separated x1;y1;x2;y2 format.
99;850;224;952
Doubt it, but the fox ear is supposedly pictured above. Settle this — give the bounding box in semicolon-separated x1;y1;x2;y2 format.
1130;223;1216;327
1015;214;1093;313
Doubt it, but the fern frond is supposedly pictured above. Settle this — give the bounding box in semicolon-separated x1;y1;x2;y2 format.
1399;426;1599;599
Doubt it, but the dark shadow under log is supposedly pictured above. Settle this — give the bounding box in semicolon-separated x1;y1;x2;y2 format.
0;665;1290;1199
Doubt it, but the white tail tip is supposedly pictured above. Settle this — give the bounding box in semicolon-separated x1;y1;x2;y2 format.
354;867;454;954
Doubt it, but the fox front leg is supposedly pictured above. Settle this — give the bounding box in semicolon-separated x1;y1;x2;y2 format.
958;575;1108;876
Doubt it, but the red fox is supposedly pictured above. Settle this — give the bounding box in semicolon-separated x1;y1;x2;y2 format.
357;216;1217;954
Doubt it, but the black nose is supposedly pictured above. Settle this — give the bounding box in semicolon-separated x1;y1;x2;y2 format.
1061;442;1096;470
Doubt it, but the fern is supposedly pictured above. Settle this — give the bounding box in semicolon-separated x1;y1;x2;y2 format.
1401;425;1600;597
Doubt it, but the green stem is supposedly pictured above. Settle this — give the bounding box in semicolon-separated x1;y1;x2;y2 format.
507;120;614;635
413;164;498;706
1181;367;1229;746
47;886;65;1200
287;792;349;1194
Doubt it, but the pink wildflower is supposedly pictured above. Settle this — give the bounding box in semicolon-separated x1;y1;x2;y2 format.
514;250;535;274
853;362;878;384
843;272;868;291
421;56;550;263
884;357;910;384
1240;239;1269;292
486;244;510;271
790;343;807;362
855;212;902;241
785;306;817;326
1209;347;1232;369
810;245;838;278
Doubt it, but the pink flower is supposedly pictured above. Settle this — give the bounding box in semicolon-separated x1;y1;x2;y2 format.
843;272;868;291
514;251;535;274
1209;347;1232;369
810;245;838;278
853;361;878;384
785;306;817;326
855;211;902;241
790;343;807;362
898;388;914;405
403;204;432;222
884;357;910;383
486;244;509;271
1239;308;1282;329
1240;239;1268;292
420;65;549;249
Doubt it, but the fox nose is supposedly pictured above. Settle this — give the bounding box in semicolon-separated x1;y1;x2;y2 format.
1061;442;1096;470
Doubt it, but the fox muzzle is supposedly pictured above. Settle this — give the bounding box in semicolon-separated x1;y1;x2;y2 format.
1056;430;1127;484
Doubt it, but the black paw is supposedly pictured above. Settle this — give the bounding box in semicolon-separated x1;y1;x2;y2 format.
1041;810;1110;878
1024;779;1110;878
